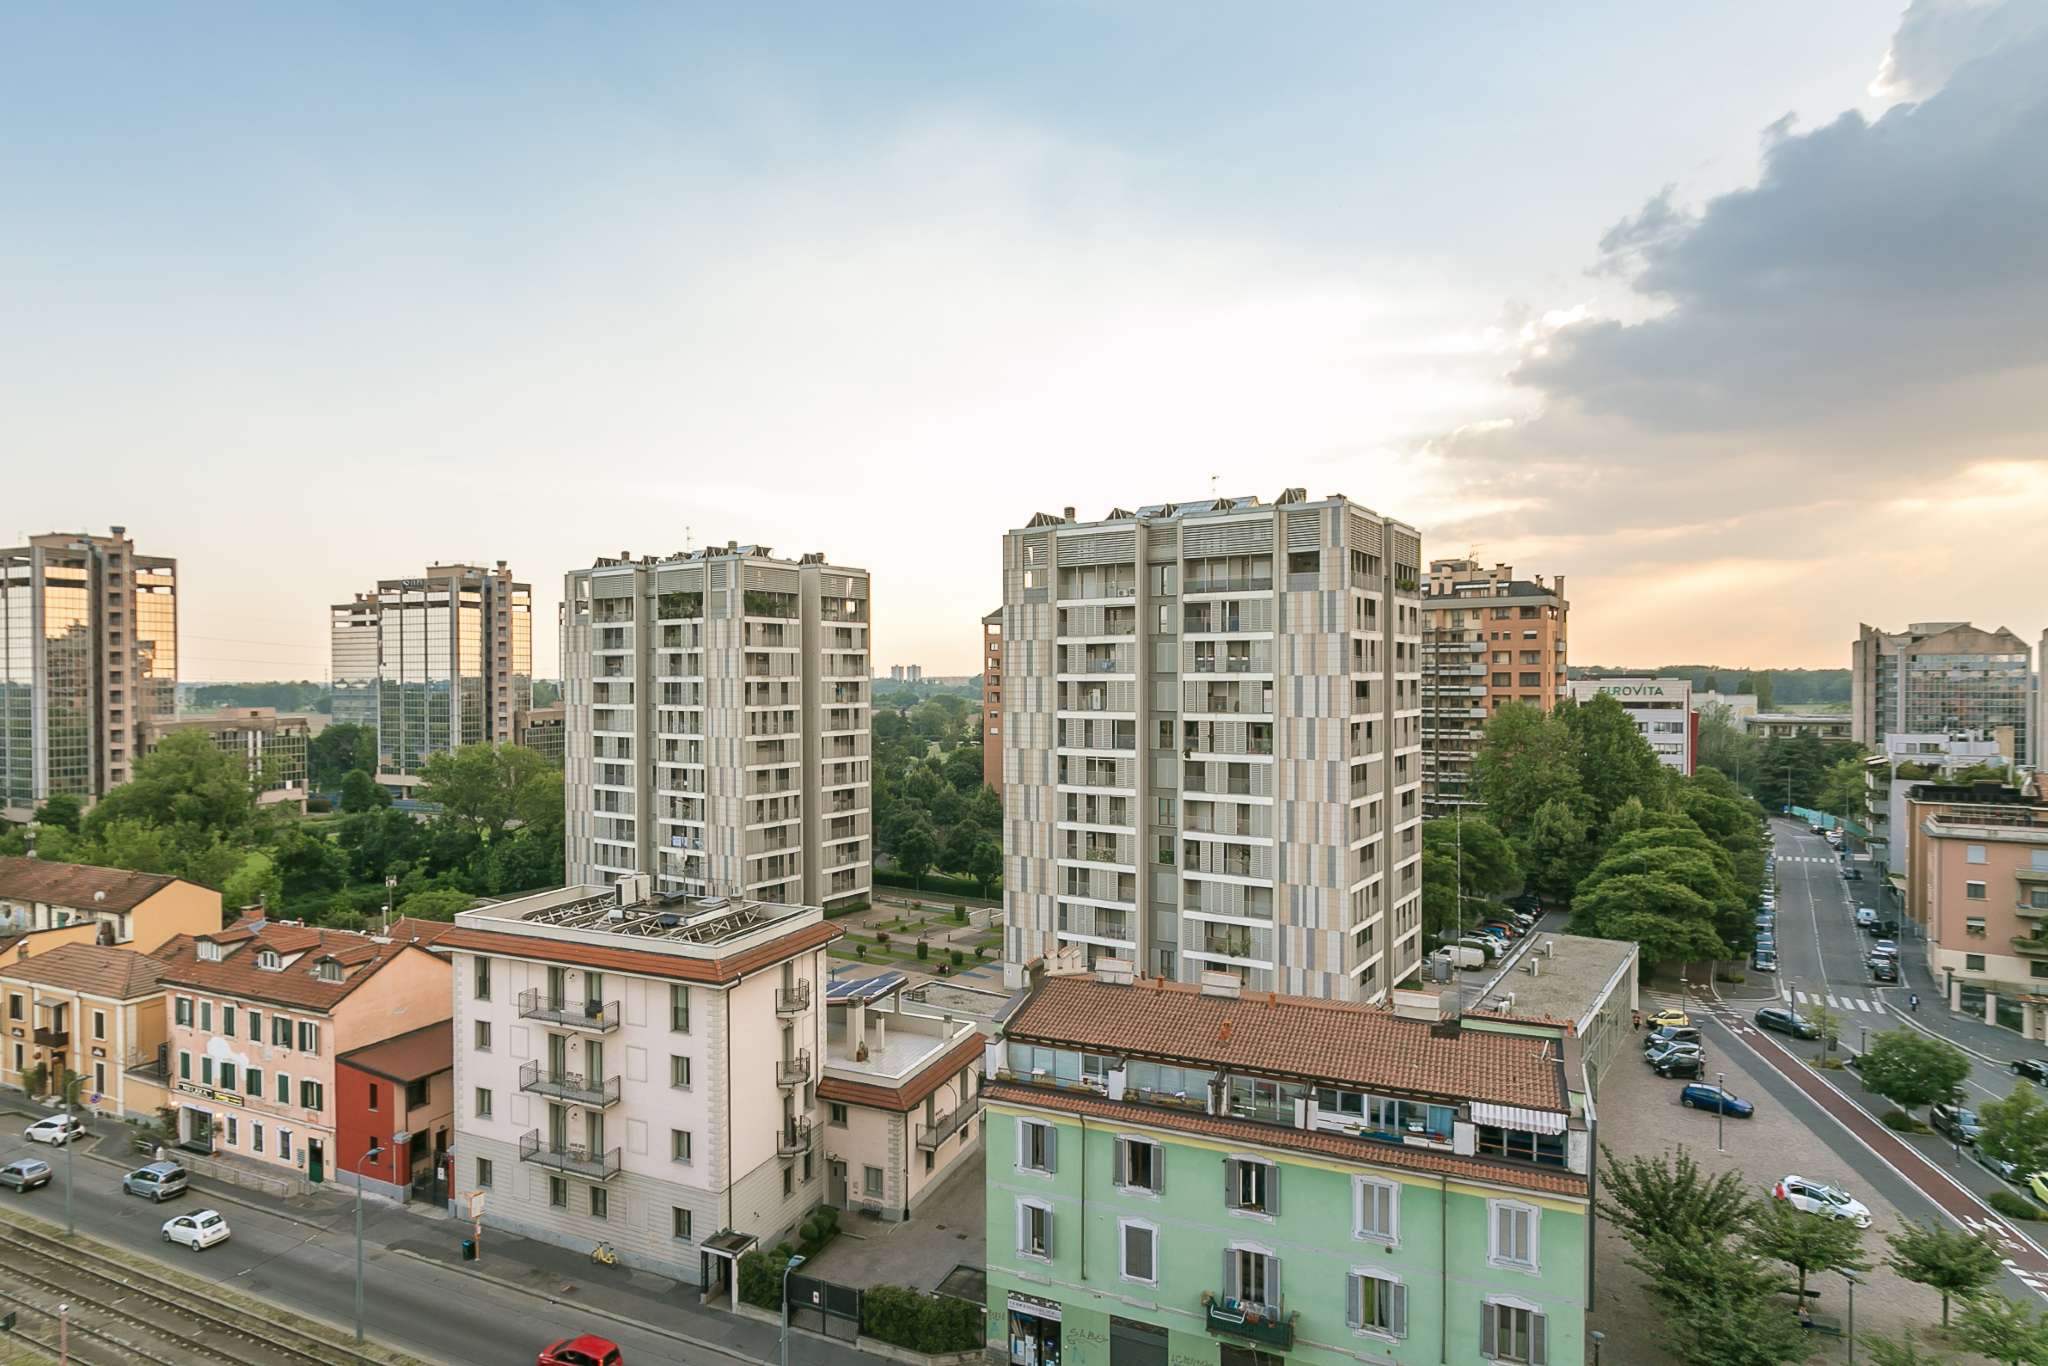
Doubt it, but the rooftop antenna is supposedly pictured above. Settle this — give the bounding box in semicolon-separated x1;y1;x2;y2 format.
684;524;693;553
1210;474;1219;498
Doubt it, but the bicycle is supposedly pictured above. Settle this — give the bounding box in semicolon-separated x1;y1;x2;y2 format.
591;1241;619;1266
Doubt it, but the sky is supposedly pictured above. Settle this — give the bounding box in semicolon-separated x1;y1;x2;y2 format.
5;1;2045;681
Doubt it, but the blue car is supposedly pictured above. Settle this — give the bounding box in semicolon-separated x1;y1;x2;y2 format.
1679;1084;1754;1118
1473;925;1510;941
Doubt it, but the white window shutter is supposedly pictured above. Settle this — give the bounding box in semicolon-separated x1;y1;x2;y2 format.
1043;1206;1053;1259
1015;1200;1027;1254
1389;1282;1407;1338
1224;1158;1239;1209
1532;1311;1547;1365
1016;1117;1029;1171
1113;1137;1126;1185
1224;1248;1238;1301
1481;1304;1497;1358
1269;1255;1281;1309
1346;1274;1362;1328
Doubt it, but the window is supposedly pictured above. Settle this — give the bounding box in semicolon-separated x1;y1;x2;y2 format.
220;1062;237;1090
1967;917;1987;936
672;1129;693;1164
1152;564;1176;595
246;1067;262;1097
828;1102;848;1127
1225;1157;1276;1215
1017;1199;1052;1259
475;1087;493;1118
277;1072;291;1103
1354;1177;1398;1242
1968;844;1988;864
280;1129;292;1160
1489;1201;1538;1270
406;1078;429;1108
474;956;491;1000
222;1005;236;1036
670;984;690;1033
225;1115;237;1146
1116;1138;1162;1193
94;1062;105;1094
549;1176;567;1208
783;1167;794;1197
1967;881;1987;900
670;1055;692;1089
248;1009;261;1041
1481;1300;1547;1364
589;1187;608;1219
92;1010;105;1041
178;1051;191;1081
173;997;190;1026
672;1207;693;1241
8;994;22;1022
273;1015;292;1047
199;1001;211;1031
1017;1119;1056;1174
476;1157;493;1188
298;1021;320;1054
1156;834;1174;865
1967;954;1987;971
1348;1271;1406;1338
1225;1246;1277;1311
202;1057;213;1085
1119;1219;1157;1284
257;950;281;971
2032;962;2048;980
252;1122;264;1154
301;1080;323;1112
474;1020;492;1052
369;1083;380;1112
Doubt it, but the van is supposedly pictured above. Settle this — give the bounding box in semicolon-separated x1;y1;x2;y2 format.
1855;907;1878;928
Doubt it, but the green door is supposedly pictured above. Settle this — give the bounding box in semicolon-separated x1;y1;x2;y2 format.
308;1138;324;1184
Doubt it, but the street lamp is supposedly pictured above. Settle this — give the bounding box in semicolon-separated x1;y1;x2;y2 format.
1842;1268;1859;1363
383;875;398;932
353;1143;385;1342
1715;1071;1726;1153
1589;1330;1604;1366
780;1252;808;1366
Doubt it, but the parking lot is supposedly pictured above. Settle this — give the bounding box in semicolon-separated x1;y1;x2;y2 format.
1590;1011;1996;1363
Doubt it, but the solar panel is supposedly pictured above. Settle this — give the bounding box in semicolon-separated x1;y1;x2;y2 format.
826;971;906;1003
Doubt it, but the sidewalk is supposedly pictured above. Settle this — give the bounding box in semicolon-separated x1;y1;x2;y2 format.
1892;939;2035;1064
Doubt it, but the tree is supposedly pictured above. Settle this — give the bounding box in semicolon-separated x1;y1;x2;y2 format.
309;722;378;790
396;888;475;922
1599;1145;1757;1250
1859;1030;1973;1119
1886;1219;2003;1327
221;852;282;915
1746;1195;1870;1302
1955;1295;2048;1365
1654;1240;1819;1366
895;824;938;890
1804;1003;1843;1065
339;769;391;813
416;743;556;836
940;745;984;795
1980;1082;2048;1179
1576;879;1726;966
1421;816;1521;939
1863;1337;1953;1366
35;793;83;834
1817;758;1866;824
1517;796;1594;906
1474;703;1585;839
966;839;1002;899
1563;693;1665;826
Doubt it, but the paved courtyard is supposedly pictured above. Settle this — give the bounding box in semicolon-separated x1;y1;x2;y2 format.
803;1145;987;1294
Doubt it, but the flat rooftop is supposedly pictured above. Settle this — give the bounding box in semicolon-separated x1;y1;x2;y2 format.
1468;932;1637;1030
455;883;826;964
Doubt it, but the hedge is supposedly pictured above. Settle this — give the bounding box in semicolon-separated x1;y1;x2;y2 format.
861;1284;985;1353
1990;1189;2044;1222
874;869;998;900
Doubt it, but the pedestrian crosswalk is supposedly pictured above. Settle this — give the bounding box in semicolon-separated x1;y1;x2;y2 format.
1773;855;1839;864
1790;988;1887;1014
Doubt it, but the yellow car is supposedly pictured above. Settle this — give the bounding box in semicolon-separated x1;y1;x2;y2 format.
2028;1172;2048;1206
1648;1009;1691;1030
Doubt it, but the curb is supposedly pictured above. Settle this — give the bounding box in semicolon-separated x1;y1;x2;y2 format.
1882;1004;2011;1068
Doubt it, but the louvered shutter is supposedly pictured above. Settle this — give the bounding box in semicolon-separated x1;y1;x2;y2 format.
1346;1274;1362;1329
1223;1247;1238;1301
1266;1162;1279;1215
1043;1205;1053;1259
1113;1138;1128;1187
1045;1124;1057;1173
1481;1304;1497;1358
1151;1142;1164;1194
1223;1158;1240;1209
1531;1312;1547;1365
1269;1256;1281;1311
1388;1282;1407;1339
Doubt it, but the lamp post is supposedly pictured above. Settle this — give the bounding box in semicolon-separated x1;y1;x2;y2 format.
383;875;398;932
1842;1268;1859;1363
353;1143;384;1342
57;1304;67;1366
1589;1330;1604;1366
1715;1071;1726;1153
780;1252;808;1366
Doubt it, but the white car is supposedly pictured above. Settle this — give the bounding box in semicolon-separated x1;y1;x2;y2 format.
162;1208;230;1251
1775;1176;1872;1228
24;1114;84;1146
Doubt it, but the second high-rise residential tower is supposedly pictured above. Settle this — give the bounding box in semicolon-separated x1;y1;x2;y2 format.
561;544;871;911
997;489;1425;1002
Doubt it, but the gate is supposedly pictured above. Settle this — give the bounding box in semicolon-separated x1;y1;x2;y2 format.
787;1273;862;1343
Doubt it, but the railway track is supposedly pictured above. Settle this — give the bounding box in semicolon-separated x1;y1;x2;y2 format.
0;1221;396;1366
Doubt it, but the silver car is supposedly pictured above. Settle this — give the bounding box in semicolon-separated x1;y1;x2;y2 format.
0;1158;52;1192
123;1161;187;1202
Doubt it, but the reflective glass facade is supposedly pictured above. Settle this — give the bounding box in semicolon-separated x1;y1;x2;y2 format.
0;560;35;809
134;560;179;721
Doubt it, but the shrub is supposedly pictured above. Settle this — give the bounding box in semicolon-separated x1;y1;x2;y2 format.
950;948;964;966
306;797;333;813
861;1284;984;1353
876;932;890;947
1717;971;1746;985
1989;1189;2044;1222
975;946;988;960
737;1245;796;1310
855;944;868;959
954;905;967;923
1881;1109;1930;1134
916;940;930;960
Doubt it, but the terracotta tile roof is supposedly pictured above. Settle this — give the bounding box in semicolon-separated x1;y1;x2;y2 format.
985;1082;1588;1199
819;1030;985;1113
434;920;844;986
1005;975;1568;1113
384;917;456;948
0;942;171;999
0;857;183;913
338;1022;454;1083
157;927;443;1012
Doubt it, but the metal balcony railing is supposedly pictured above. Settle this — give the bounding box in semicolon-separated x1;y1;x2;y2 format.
518;1059;621;1108
775;1117;814;1157
916;1096;983;1150
517;1129;622;1181
774;981;812;1016
776;1050;812;1088
516;989;620;1033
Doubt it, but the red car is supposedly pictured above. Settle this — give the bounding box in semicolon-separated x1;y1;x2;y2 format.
539;1335;622;1366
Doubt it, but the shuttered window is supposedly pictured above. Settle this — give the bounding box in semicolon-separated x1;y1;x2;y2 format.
1354;1177;1397;1242
1347;1272;1406;1338
1119;1220;1156;1284
1017;1119;1057;1174
1224;1157;1277;1214
1481;1302;1546;1364
1116;1138;1162;1193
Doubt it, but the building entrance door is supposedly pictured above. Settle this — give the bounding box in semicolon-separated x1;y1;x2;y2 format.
1109;1316;1167;1366
308;1138;324;1183
827;1159;847;1208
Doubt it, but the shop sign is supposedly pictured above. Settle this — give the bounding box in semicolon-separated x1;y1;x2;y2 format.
175;1081;245;1107
1008;1294;1062;1322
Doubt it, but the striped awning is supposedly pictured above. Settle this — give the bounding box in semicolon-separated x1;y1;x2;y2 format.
1471;1102;1568;1135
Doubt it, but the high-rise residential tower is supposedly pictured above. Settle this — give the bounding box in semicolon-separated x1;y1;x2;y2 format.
328;562;533;786
981;608;1005;796
1852;622;2033;764
560;544;871;911
0;528;177;819
999;489;1425;1002
1421;559;1568;815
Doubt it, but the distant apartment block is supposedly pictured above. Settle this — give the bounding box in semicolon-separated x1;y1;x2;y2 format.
0;528;177;818
1866;731;2013;874
1421;560;1567;815
888;664;925;683
143;707;311;806
1748;712;1854;742
1000;488;1425;1002
982;608;1005;795
1852;622;2032;765
516;703;567;764
1566;676;1695;773
329;562;533;787
561;545;870;911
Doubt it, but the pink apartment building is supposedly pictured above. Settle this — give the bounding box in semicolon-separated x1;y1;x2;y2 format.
1917;804;2048;1039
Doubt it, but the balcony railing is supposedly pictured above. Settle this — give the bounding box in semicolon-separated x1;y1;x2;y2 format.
775;981;812;1016
2013;936;2048;958
517;1129;622;1181
518;1059;621;1108
776;1050;812;1087
1187;577;1273;595
516;989;621;1033
32;1026;68;1048
776;1117;814;1156
917;1096;983;1150
1203;1295;1293;1349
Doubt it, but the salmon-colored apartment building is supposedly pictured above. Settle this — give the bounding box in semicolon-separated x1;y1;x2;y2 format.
1422;560;1569;814
1909;784;2048;1039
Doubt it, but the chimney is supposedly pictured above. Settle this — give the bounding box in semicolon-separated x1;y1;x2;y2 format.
1063;506;1076;522
1217;1020;1232;1044
1199;970;1242;1000
1392;987;1456;1024
1095;958;1135;987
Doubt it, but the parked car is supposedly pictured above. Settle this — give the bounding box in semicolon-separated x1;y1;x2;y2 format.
1931;1103;1985;1145
1458;936;1502;962
2013;1058;2048;1084
1680;1084;1754;1117
540;1336;624;1366
162;1209;230;1250
1975;1148;2022;1183
1855;907;1878;929
122;1161;187;1202
0;1158;52;1192
1755;933;1776;951
2030;1172;2048;1206
1646;1026;1703;1053
1844;868;1863;881
24;1114;85;1146
1776;1175;1871;1227
1647;1040;1704;1069
1751;949;1779;973
1871;919;1900;937
1476;922;1520;940
1870;958;1899;983
1508;893;1542;914
1755;1007;1821;1039
1871;939;1899;958
1647;1008;1691;1030
1655;1052;1706;1079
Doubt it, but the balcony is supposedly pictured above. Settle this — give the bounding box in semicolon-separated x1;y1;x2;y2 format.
518;1059;621;1108
775;981;812;1016
1203;1295;1293;1349
776;1117;814;1156
1186;577;1273;595
917;1096;983;1150
2013;935;2048;958
516;989;621;1033
776;1050;812;1088
517;1129;622;1181
32;1025;68;1049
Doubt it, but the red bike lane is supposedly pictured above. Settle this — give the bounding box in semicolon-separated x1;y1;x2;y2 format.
1702;999;2048;1300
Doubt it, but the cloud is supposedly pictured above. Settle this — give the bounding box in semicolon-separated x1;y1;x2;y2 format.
1872;0;2048;98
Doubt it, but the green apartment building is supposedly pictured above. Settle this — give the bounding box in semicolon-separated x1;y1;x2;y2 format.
985;973;1591;1366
